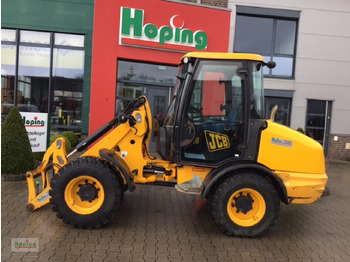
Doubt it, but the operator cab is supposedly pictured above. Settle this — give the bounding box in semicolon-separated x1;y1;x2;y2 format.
158;52;270;166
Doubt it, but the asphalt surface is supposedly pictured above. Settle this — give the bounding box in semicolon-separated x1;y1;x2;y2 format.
1;160;350;261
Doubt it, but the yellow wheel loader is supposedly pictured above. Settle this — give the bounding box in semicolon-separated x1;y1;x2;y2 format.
26;52;328;237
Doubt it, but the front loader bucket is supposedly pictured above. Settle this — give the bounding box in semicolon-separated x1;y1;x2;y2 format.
26;138;68;211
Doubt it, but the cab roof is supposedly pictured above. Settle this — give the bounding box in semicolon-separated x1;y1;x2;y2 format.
182;52;264;62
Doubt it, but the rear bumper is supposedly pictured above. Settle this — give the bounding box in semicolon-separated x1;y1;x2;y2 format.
276;171;328;204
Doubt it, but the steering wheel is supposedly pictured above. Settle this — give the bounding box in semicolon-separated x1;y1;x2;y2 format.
180;119;196;147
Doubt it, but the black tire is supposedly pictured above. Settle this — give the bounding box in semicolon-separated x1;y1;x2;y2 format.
209;172;280;237
49;157;123;228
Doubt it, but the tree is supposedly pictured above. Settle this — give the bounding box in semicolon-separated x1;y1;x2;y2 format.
1;107;35;174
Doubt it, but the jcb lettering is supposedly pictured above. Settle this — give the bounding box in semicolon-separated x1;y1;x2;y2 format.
204;131;230;152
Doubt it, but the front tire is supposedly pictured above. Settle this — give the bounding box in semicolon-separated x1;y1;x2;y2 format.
209;173;280;237
50;157;123;228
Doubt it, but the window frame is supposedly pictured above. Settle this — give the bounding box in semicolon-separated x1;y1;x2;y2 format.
234;6;300;79
1;28;86;132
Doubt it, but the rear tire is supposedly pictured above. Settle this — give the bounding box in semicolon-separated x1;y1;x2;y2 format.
50;157;123;228
209;173;280;237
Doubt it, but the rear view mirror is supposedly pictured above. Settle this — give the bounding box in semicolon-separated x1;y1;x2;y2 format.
264;61;276;69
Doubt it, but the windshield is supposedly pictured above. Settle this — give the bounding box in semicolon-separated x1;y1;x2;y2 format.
163;63;189;125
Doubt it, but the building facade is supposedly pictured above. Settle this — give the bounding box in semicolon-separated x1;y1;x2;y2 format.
89;0;230;151
2;0;349;160
228;0;350;160
1;0;94;135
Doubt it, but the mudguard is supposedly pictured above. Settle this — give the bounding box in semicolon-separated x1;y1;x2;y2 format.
99;148;136;192
201;161;289;204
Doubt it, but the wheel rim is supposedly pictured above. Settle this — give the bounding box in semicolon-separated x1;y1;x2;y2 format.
227;188;266;227
64;175;105;215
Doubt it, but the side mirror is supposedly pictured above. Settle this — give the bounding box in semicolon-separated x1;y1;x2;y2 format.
264;61;276;69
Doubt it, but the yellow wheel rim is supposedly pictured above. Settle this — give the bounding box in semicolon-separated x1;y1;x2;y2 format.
64;176;105;215
227;188;266;227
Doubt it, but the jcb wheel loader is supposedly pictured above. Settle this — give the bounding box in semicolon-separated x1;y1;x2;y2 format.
26;52;328;237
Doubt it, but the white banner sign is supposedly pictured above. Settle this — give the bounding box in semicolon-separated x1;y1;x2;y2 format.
20;112;48;152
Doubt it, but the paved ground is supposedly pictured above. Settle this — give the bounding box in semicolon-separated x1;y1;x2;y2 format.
1;160;350;262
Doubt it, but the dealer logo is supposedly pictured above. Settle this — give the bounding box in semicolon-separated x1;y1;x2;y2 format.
22;116;45;127
120;7;208;51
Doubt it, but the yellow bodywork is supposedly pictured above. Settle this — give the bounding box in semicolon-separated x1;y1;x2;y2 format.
182;52;264;62
258;120;328;204
26;97;205;211
82;100;178;184
81;99;210;186
26;138;68;211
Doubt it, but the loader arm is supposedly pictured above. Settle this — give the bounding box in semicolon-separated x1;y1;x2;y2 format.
26;97;147;211
26;138;68;211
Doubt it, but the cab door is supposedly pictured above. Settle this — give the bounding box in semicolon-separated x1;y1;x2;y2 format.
179;60;247;165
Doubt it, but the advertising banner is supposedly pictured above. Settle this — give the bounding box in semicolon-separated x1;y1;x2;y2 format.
20;112;48;152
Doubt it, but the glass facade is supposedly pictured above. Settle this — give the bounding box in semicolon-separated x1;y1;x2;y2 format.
116;60;178;114
116;60;178;152
1;29;85;134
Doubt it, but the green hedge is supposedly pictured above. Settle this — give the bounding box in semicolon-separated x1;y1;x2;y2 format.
61;131;79;147
50;135;72;153
33;133;76;163
1;107;35;174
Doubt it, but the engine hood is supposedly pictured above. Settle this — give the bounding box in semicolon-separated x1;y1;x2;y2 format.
257;120;326;174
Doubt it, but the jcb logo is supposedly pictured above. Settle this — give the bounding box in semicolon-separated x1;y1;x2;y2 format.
204;130;230;152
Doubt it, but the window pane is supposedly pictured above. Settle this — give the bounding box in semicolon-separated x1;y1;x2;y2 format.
181;60;245;163
1;29;16;42
252;62;264;118
20;30;50;45
306;115;325;128
51;48;84;132
275;20;296;55
265;97;291;126
1;44;16;76
53;49;84;78
116;83;143;114
305;128;324;144
55;33;84;47
271;57;293;76
18;46;50;113
118;61;177;86
1;43;16;117
235;15;273;55
307;100;326;114
306;99;327;145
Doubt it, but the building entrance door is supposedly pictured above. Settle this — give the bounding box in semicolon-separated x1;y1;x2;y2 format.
305;99;332;156
145;86;171;152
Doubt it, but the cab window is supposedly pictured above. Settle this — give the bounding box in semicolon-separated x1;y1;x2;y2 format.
180;60;246;164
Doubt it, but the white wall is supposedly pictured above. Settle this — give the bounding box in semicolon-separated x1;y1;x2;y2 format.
228;0;350;134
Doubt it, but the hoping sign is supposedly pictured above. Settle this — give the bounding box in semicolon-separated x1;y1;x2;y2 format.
20;112;48;152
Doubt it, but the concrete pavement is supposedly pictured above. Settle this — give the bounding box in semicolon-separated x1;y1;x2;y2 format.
1;160;350;261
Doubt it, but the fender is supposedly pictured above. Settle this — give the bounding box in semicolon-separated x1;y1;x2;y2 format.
99;148;136;192
201;160;288;204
